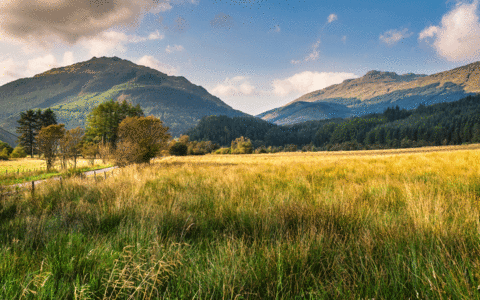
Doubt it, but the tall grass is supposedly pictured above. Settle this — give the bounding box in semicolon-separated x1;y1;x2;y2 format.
0;158;112;185
1;147;480;299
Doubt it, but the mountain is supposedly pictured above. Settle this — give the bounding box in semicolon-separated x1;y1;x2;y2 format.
258;62;480;125
0;56;247;146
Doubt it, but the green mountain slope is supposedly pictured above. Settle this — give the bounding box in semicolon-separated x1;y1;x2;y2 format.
258;62;480;124
0;57;247;143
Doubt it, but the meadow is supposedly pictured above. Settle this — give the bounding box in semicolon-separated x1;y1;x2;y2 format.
1;145;480;299
0;157;112;186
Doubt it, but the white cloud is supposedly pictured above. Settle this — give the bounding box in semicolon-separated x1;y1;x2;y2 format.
79;30;163;57
272;71;358;97
148;30;164;40
419;1;480;62
27;54;58;75
291;40;320;64
305;40;320;61
380;28;413;45
211;76;257;97
0;58;21;85
165;45;185;53
62;51;75;66
342;36;347;44
418;26;439;40
0;51;81;85
136;55;178;76
327;14;338;23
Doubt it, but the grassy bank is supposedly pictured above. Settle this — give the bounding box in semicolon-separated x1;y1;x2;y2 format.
1;146;480;299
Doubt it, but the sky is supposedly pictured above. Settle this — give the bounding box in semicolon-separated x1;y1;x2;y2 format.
0;0;480;115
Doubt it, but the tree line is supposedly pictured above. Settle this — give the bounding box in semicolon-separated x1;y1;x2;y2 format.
186;94;480;151
10;100;170;170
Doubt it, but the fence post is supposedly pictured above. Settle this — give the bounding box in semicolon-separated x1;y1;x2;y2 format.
31;181;35;196
94;171;97;183
104;172;106;180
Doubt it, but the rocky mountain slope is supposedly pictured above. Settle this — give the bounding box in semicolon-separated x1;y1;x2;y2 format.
258;62;480;125
0;56;247;145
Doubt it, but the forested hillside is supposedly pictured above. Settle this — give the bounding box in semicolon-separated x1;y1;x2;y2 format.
188;94;480;150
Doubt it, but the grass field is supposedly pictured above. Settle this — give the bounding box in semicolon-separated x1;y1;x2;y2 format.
1;145;480;299
0;157;113;185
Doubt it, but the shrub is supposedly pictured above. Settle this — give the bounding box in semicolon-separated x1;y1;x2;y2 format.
0;147;9;160
215;147;231;154
169;142;188;156
231;136;253;154
9;145;27;158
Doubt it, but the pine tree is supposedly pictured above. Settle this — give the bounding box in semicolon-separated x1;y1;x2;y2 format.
16;109;38;158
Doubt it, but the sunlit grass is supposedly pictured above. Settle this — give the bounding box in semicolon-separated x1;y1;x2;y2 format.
1;145;480;299
0;157;112;185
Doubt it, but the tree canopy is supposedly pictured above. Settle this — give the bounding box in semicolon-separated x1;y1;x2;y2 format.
85;99;144;147
115;116;170;165
16;108;57;157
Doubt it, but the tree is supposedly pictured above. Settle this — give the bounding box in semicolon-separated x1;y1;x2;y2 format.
59;127;85;169
81;141;98;166
231;136;253;154
16;109;38;158
36;124;65;171
37;108;57;129
85;99;144;148
115;116;171;165
16;108;57;158
169;142;188;156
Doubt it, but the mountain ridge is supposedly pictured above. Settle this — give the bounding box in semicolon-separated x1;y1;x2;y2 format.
0;56;248;146
259;61;480;125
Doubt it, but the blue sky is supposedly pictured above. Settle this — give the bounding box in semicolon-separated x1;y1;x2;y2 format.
0;0;479;115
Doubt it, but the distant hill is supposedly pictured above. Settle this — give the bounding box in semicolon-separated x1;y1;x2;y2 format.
0;56;248;144
189;94;480;150
258;62;480;124
0;127;18;148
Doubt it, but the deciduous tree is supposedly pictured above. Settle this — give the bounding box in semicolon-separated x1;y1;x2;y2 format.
37;124;65;171
115;116;170;165
59;127;85;169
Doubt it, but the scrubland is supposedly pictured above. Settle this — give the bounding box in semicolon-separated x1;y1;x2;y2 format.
1;145;480;299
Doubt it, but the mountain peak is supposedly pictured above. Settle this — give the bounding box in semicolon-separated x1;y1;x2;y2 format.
363;70;399;79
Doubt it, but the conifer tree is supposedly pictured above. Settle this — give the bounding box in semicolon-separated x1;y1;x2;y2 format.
16;109;38;158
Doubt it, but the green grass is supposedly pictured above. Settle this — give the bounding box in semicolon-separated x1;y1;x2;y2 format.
1;148;480;299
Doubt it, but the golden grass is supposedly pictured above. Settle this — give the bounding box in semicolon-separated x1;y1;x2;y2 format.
3;144;480;298
0;158;106;174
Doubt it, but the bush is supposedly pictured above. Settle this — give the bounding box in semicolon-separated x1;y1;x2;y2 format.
0;140;13;155
9;145;27;158
231;136;253;154
215;147;231;154
0;148;9;160
169;142;188;156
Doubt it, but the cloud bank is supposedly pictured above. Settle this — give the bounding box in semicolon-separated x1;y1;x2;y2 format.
272;71;358;97
211;76;256;97
419;1;480;62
